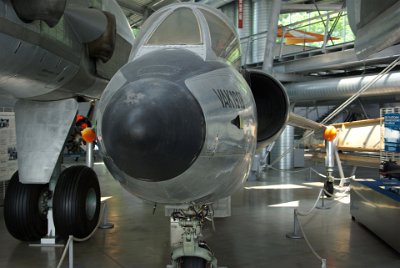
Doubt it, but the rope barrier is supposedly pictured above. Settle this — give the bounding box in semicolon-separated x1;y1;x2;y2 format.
287;181;352;267
267;165;354;183
57;200;108;268
296;211;327;268
268;165;310;173
309;168;354;181
296;189;324;216
57;236;73;268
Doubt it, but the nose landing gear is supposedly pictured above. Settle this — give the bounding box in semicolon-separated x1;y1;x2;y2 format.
168;205;219;268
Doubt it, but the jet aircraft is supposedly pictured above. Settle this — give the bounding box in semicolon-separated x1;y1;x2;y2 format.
1;1;323;266
96;3;290;204
96;3;293;266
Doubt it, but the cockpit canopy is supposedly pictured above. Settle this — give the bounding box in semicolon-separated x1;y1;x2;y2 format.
131;4;241;66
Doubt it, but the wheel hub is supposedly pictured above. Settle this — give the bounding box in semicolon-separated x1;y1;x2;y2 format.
37;189;51;217
86;188;97;221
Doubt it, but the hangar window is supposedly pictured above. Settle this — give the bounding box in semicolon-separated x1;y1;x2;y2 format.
147;8;202;45
201;9;241;65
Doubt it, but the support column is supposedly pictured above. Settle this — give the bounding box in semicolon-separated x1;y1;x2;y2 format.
86;142;94;168
270;125;294;170
262;0;281;74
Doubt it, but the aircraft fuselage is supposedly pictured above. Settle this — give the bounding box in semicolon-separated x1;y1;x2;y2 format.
97;48;257;203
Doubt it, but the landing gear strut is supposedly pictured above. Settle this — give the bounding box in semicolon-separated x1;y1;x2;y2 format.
169;205;219;268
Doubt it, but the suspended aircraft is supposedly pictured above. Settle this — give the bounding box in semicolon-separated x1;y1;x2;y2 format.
277;25;339;45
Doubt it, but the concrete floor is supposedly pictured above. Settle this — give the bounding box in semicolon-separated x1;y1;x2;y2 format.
0;160;399;268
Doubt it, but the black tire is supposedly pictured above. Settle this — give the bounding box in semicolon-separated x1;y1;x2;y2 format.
53;166;100;239
3;171;48;241
180;257;207;268
324;180;334;197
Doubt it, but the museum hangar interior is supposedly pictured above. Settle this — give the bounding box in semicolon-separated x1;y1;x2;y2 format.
0;0;399;267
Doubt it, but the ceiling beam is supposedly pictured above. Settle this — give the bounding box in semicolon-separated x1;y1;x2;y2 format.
117;0;145;14
199;0;344;11
281;4;344;12
198;0;235;9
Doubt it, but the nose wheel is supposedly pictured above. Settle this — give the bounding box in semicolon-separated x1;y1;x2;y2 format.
179;256;207;268
169;206;219;268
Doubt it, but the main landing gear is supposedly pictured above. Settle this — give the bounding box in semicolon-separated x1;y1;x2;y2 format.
3;165;100;242
4;172;48;241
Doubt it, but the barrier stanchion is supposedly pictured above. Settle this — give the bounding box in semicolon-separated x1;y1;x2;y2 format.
316;189;331;210
286;188;327;267
99;198;114;229
68;237;73;268
286;209;303;239
321;258;327;268
57;197;112;268
57;236;73;268
316;196;330;210
285;182;352;267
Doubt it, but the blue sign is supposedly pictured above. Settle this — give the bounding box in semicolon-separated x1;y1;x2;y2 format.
384;113;400;152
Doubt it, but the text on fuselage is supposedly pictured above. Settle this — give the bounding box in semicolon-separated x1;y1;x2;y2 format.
212;88;245;109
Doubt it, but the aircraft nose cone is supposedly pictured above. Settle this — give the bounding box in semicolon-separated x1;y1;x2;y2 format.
101;78;205;182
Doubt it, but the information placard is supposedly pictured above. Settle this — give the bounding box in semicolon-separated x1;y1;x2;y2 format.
384;113;400;152
0;111;17;181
